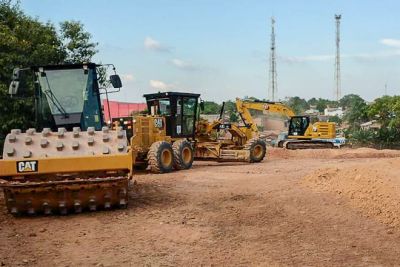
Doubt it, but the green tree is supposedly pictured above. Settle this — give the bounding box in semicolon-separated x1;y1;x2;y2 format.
328;115;342;125
284;96;309;114
224;100;239;122
0;0;64;152
202;101;221;114
340;94;369;129
368;95;400;128
60;20;98;63
307;98;338;112
339;94;365;110
0;1;98;153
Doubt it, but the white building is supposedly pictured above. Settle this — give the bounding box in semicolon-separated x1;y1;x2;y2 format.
304;105;320;115
324;107;344;118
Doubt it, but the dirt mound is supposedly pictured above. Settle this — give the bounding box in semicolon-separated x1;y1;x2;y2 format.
268;147;400;160
303;158;400;227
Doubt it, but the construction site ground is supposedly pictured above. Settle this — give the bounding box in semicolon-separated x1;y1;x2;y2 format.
1;147;400;266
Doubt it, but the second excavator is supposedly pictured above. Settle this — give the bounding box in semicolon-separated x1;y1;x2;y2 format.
234;98;339;149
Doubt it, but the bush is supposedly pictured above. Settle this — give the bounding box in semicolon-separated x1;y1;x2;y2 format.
348;128;400;149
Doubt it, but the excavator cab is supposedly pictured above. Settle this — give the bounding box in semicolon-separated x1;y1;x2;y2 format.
288;116;310;137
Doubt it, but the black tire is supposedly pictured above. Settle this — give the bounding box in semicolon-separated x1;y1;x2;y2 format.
277;140;285;148
245;138;267;163
172;139;194;170
147;141;174;173
134;162;148;170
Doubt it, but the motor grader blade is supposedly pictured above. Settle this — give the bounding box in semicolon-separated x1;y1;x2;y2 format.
0;126;134;215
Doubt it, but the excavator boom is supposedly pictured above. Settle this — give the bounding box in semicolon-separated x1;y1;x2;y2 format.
235;98;295;132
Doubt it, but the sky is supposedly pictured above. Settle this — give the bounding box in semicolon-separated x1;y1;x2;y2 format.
20;0;400;103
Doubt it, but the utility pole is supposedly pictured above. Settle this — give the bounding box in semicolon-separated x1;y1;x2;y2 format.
269;17;277;101
334;14;341;101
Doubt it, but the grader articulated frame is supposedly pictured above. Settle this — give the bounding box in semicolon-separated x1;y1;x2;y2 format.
194;100;267;163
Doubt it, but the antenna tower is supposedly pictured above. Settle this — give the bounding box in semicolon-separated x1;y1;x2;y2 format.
269;17;277;101
334;14;341;101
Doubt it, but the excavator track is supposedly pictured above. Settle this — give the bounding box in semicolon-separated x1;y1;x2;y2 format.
0;126;133;215
284;140;334;150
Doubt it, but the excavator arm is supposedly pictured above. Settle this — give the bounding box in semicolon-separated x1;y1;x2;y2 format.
235;98;295;133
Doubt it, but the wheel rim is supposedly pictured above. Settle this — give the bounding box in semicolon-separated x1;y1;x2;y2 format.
161;149;172;166
253;144;264;159
182;147;192;164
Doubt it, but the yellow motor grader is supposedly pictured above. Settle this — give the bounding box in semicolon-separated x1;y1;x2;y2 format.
113;91;267;168
118;91;201;173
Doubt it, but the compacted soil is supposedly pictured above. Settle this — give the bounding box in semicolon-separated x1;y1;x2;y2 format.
1;148;400;266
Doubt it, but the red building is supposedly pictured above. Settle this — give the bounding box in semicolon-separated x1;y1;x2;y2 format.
102;99;147;122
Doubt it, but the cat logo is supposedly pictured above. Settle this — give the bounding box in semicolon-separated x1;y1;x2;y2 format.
16;161;38;173
154;118;163;128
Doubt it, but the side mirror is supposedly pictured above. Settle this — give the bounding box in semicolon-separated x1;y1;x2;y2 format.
199;100;205;111
12;68;20;80
110;74;122;88
9;68;21;95
9;81;20;95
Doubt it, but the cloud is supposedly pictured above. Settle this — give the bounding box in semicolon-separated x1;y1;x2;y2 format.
121;74;135;82
144;36;171;52
149;80;174;90
281;38;400;64
281;51;400;64
380;38;400;48
170;58;198;70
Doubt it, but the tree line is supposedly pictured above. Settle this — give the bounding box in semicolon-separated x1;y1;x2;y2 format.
0;0;98;152
203;94;400;148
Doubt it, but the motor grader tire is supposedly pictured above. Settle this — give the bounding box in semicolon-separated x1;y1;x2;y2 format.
148;141;174;173
172;139;194;170
245;138;267;163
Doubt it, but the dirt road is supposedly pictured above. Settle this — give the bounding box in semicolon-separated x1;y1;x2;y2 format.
1;148;400;266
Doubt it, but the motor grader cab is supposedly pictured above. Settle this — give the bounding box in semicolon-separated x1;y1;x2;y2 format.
0;63;133;215
112;92;200;173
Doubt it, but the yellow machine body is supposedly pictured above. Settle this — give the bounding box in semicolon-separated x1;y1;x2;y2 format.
288;121;336;140
130;116;171;152
0;127;134;215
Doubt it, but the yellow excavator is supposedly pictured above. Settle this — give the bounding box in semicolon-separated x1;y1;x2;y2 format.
234;98;338;149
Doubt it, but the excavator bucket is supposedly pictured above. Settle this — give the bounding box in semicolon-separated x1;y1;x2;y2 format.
0;126;133;215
